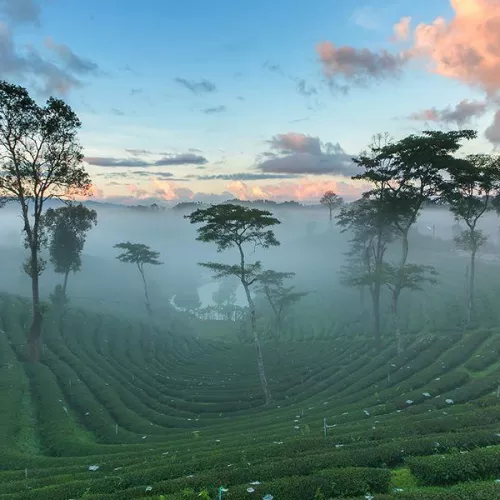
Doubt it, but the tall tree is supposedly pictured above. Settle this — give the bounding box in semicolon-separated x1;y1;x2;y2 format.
113;242;162;317
44;203;97;298
353;130;476;347
257;269;308;355
337;197;395;348
186;203;280;405
444;154;500;322
320;190;343;226
0;81;91;362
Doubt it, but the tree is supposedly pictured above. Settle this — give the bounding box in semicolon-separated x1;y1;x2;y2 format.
212;277;239;320
44;203;97;299
113;242;162;317
443;154;500;322
320;190;343;226
0;81;91;362
173;289;202;314
353;130;475;348
186;203;280;404
337;197;395;348
257;269;308;355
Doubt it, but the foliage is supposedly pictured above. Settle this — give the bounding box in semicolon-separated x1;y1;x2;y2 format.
186;203;281;404
0;80;91;362
44;203;97;296
320;190;343;223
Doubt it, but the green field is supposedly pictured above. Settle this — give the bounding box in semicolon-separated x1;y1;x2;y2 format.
3;286;500;500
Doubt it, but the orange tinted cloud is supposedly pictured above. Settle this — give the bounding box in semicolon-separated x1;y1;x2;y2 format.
226;179;368;202
393;16;411;41
405;0;500;95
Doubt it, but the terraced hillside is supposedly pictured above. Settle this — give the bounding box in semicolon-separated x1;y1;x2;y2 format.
3;293;500;499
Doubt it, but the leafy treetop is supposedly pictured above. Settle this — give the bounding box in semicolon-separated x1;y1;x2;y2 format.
0;81;92;205
185;203;281;252
113;242;162;271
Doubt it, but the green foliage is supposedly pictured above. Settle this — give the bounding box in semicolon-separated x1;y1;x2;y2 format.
185;203;280;252
407;447;500;486
114;242;162;269
44;203;98;277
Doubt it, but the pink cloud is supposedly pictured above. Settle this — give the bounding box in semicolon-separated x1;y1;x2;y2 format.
404;0;500;95
393;16;411;41
316;41;408;85
226;178;368;202
408;99;488;126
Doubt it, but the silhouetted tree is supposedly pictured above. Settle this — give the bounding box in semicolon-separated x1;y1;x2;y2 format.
212;277;239;320
320;191;343;226
443;153;500;323
186;203;281;405
257;269;308;355
44;203;97;299
0;81;91;362
353;130;475;350
113;242;162;317
337;197;396;349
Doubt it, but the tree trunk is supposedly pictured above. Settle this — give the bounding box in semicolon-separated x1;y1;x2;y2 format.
62;269;70;297
274;315;281;363
329;207;333;227
392;291;401;355
138;266;152;316
27;249;42;363
138;265;154;357
244;284;272;405
468;246;476;323
372;282;381;350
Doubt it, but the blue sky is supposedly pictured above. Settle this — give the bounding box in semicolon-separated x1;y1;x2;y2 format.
1;0;498;203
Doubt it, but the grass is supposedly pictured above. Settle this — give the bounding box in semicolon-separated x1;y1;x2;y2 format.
3;291;500;499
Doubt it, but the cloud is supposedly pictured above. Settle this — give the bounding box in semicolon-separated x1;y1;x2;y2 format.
289;117;310;123
316;41;408;86
402;0;500;96
258;132;356;176
0;23;98;95
84;157;151;167
393;16;411;41
226;178;368;202
263;60;284;75
351;6;380;30
111;108;125;116
197;173;297;181
130;88;143;95
44;37;99;75
188;148;203;153
296;79;317;97
408;99;488;126
174;77;216;94
202;105;227;114
485;110;500;146
268;132;323;155
131;170;175;179
154;153;208;166
0;0;40;25
125;149;153;156
85;153;208;168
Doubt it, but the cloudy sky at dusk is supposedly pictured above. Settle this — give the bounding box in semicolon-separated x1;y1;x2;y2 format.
1;0;499;204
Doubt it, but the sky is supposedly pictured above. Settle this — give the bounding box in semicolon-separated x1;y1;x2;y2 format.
1;0;500;204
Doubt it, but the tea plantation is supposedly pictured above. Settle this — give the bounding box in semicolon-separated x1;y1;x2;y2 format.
3;293;500;499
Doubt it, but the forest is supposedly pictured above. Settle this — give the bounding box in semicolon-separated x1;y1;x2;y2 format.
3;81;500;499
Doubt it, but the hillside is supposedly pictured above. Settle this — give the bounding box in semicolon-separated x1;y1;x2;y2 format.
2;295;500;499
